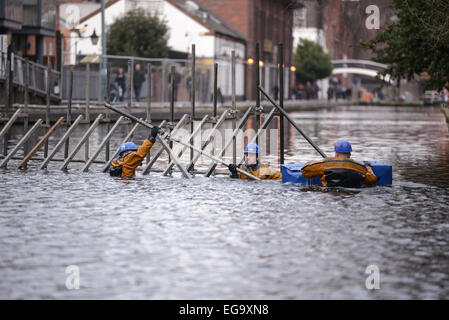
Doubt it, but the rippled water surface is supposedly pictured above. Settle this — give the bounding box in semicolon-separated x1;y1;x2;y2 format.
1;106;448;299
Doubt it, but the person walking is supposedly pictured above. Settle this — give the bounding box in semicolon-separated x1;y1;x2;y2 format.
133;63;146;102
115;68;127;102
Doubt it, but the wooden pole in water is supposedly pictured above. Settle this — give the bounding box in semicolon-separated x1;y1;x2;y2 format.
44;61;52;158
64;65;74;159
232;50;236;164
147;64;152;122
85;63;90;163
23;58;30;164
255;42;260;146
213;63;218;118
170;65;175;123
85;62;90;122
258;85;327;158
169;65;175;168
190;44;196;165
145;63;152;165
278;43;285;165
105;66;111;162
3;55;11;156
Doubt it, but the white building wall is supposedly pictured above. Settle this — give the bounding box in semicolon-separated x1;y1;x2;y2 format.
72;0;215;60
215;37;245;97
163;1;214;58
293;26;329;100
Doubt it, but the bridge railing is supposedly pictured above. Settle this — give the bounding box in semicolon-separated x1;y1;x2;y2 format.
0;49;62;101
331;59;388;71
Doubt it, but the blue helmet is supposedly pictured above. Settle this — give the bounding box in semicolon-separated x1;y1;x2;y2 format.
334;139;352;153
244;143;259;154
119;142;138;155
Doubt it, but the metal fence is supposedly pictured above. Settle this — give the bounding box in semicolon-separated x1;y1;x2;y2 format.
61;53;284;104
62;53;228;104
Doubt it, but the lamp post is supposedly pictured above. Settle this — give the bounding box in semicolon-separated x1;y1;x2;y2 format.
68;28;101;65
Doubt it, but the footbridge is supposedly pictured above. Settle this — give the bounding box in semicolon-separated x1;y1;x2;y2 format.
331;59;392;84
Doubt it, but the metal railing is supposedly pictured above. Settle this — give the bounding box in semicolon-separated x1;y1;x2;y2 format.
61;52;283;104
0;50;61;100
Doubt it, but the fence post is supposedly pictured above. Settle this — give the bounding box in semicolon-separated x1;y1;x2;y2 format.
278;43;285;165
127;59;132;113
255;42;260;146
105;65;111;162
170;65;175;123
147;63;152;122
161;60;166;103
44;60;52;158
213;63;218;118
23;58;30;165
232;50;236;164
64;65;74;159
6;51;14;114
2;52;11;156
190;44;196;163
85;62;90;122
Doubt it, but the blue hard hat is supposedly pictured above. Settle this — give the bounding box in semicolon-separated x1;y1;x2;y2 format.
334;139;352;153
244;143;259;154
119;142;138;155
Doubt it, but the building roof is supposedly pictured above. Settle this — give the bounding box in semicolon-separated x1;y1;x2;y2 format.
168;0;246;42
78;0;246;42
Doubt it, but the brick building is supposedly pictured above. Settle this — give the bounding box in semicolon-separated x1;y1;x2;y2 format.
320;0;394;60
0;0;59;66
195;0;302;100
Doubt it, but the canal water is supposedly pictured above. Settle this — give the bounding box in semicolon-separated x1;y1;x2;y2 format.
0;106;448;299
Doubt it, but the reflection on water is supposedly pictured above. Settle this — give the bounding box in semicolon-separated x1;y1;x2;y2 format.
0;106;448;299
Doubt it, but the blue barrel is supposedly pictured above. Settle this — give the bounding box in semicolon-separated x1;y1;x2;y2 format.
281;162;392;187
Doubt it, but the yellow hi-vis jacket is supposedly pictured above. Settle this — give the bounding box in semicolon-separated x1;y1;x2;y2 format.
301;156;377;187
110;139;154;178
235;162;282;180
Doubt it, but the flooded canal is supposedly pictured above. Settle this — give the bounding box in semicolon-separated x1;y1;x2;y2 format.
1;105;448;299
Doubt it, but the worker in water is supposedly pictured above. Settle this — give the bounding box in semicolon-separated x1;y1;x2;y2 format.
228;143;282;180
109;126;160;178
301;139;377;188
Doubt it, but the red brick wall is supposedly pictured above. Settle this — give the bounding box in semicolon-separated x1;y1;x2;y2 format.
197;0;294;100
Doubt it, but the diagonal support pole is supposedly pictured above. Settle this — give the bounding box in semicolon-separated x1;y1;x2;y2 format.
0;107;22;140
39;115;83;170
18;117;65;169
81;116;124;172
236;107;277;166
204;106;253;177
142;115;189;175
60;114;104;171
186;110;228;172
162;114;209;176
0;119;43;169
258;85;327;158
101;119;147;173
